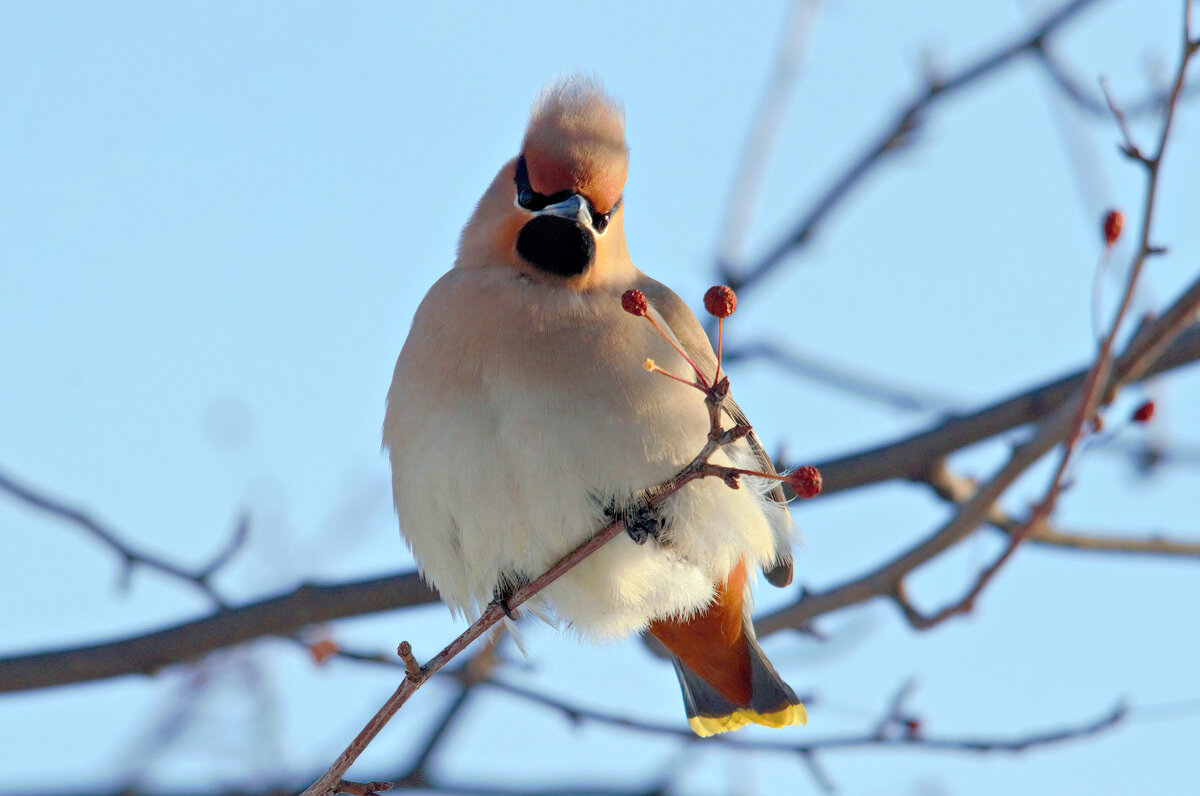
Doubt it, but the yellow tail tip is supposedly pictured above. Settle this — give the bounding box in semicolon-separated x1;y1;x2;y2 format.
687;702;808;738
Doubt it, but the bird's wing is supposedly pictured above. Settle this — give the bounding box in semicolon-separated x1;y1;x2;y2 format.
636;277;794;587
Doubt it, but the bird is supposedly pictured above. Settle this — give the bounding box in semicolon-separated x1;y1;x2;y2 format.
383;75;805;737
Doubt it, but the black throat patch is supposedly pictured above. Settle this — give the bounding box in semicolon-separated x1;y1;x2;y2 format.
516;215;596;277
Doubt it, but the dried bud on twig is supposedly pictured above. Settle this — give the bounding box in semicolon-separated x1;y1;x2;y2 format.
308;638;339;666
1131;400;1155;424
704;285;738;318
397;640;422;678
1103;209;1123;248
622;289;648;317
787;465;823;499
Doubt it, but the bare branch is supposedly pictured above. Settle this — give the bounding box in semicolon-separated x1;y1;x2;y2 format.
1033;42;1200;119
1026;526;1200;557
925;463;1200;559
8;290;1199;693
809;322;1200;497
724;0;1102;295
716;0;823;276
7;313;1199;693
0;467;244;608
0;572;438;693
724;339;955;413
884;4;1200;630
763;393;1079;636
368;669;1131;759
1100;77;1149;163
434;671;1127;762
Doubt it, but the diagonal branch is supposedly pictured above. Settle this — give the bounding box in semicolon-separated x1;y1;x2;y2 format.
924;463;1200;559
6;307;1199;694
810;322;1200;497
882;2;1200;630
1034;43;1200;120
0;572;438;693
767;266;1200;636
724;339;956;413
716;0;824;274
1;699;1130;796
0;468;247;609
724;0;1102;295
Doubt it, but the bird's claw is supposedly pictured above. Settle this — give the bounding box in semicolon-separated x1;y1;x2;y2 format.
492;578;524;620
606;497;663;545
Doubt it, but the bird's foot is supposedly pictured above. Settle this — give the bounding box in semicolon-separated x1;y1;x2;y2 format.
492;575;527;620
605;496;665;545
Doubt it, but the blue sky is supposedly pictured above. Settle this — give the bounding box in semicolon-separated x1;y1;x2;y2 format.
2;1;1199;794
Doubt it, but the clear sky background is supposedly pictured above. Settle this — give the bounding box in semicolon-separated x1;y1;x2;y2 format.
2;1;1199;794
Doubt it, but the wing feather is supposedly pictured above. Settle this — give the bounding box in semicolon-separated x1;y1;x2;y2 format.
636;277;794;587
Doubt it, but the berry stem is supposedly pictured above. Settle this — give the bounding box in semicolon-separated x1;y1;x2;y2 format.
643;314;711;389
714;317;725;386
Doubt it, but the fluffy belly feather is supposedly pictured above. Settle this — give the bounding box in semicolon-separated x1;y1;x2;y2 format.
384;269;783;640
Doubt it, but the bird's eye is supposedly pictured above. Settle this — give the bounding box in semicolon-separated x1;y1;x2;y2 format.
591;197;620;234
514;156;541;210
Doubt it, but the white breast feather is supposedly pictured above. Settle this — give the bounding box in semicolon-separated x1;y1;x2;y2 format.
384;268;789;641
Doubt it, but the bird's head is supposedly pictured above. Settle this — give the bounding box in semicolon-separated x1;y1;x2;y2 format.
457;76;634;290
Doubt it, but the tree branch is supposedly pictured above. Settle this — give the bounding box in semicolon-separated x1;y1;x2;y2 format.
0;572;437;692
924;463;1200;559
724;0;1102;295
724;339;955;413
876;3;1200;630
0;468;247;609
773;265;1200;636
810;322;1200;497
7;320;1200;692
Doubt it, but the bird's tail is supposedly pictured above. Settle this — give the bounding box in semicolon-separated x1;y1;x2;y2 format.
668;627;807;737
648;559;806;737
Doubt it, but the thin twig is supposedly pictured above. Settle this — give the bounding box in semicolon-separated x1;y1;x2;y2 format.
0;571;438;693
724;0;1101;295
809;322;1200;497
716;0;823;274
7;699;1130;796
923;463;1200;559
724;339;956;413
0;468;246;609
761;398;1076;633
890;2;1200;629
389;669;1128;760
1033;43;1200;119
6;306;1199;693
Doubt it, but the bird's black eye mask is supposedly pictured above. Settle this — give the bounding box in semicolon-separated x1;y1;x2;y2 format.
514;155;620;234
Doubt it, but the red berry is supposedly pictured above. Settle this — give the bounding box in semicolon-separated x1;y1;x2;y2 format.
703;285;737;319
621;289;648;317
1131;400;1155;423
787;465;822;499
1103;210;1123;247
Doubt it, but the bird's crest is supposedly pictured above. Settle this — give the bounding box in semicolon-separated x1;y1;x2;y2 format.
522;75;628;214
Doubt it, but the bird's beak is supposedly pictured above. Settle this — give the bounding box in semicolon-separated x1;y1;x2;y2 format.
539;193;592;230
515;191;598;278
